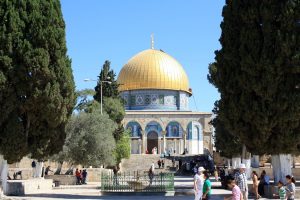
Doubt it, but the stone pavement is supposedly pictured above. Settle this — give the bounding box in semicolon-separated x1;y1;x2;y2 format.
3;176;268;200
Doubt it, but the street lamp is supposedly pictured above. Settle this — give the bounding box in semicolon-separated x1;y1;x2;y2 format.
84;78;112;115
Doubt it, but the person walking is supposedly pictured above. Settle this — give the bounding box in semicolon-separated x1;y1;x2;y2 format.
75;169;81;185
113;166;119;185
235;164;248;200
286;175;296;200
161;160;165;168
225;179;243;200
157;160;161;169
31;160;36;178
82;169;87;184
258;170;269;196
214;167;219;181
194;166;205;200
273;181;286;200
252;171;260;199
202;172;212;200
44;166;53;176
148;164;154;185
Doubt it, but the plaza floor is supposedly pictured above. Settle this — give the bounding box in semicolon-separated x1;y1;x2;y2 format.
3;176;267;200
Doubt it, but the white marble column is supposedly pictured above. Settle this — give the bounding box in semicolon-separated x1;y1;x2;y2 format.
141;130;146;154
183;131;187;153
161;131;166;154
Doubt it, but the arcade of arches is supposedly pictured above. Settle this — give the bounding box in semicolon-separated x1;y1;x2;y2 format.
124;111;213;155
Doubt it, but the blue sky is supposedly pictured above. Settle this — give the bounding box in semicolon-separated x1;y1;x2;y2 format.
60;0;224;112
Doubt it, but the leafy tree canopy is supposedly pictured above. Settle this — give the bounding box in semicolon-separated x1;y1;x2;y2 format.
65;111;117;167
114;131;131;163
0;0;75;163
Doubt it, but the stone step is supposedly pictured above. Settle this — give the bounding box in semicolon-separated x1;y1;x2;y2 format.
120;155;174;173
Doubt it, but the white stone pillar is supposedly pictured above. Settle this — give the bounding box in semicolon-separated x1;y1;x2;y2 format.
183;131;187;153
138;139;142;154
141;130;146;154
162;131;166;154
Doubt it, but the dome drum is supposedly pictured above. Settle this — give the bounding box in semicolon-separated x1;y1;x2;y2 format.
121;89;189;111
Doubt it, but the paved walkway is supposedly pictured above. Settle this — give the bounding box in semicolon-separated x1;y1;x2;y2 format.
3;176;265;200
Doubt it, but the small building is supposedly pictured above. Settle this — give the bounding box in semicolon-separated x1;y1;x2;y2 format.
117;45;212;155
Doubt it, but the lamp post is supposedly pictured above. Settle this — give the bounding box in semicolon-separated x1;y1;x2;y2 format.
84;78;111;115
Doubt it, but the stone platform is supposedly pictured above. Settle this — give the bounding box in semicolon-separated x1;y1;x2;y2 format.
6;178;53;196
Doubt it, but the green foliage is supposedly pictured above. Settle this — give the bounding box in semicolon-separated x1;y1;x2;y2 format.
209;0;300;155
103;97;125;124
114;131;131;163
212;114;243;158
93;60;130;163
75;89;99;113
65;111;116;166
0;0;75;163
94;60;120;102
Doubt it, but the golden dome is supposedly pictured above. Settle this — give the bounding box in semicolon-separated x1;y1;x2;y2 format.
117;49;191;95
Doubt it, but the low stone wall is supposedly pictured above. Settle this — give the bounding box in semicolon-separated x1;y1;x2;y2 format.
251;167;300;179
44;175;76;185
8;168;111;182
6;179;53;196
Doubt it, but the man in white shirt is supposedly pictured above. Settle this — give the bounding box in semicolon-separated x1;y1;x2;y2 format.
194;166;205;200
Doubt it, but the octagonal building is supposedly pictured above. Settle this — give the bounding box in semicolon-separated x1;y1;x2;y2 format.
117;46;212;155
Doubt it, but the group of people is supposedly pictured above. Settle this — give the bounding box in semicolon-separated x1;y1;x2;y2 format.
75;169;87;185
193;167;212;200
157;159;164;168
224;164;295;200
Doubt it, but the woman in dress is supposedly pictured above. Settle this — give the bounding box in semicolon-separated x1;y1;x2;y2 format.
252;171;261;199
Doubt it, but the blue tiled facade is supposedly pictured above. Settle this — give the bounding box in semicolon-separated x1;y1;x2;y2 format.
120;89;189;111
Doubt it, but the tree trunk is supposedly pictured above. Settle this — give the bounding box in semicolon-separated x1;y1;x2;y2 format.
232;156;241;169
227;158;231;169
54;161;63;175
251;155;260;168
242;144;251;179
271;154;292;184
35;161;44;178
65;164;74;175
0;155;8;196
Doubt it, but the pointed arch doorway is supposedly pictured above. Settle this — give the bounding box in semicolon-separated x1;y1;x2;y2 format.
147;131;158;154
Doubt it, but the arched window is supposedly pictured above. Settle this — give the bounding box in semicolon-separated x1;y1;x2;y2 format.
187;122;193;140
166;121;183;137
145;121;163;136
187;122;202;140
126;121;142;137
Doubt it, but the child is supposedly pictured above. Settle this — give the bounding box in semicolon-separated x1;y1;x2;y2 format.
202;172;212;200
273;181;286;200
285;175;296;200
224;179;243;200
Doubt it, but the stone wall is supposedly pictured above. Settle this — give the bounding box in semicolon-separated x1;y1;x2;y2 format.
8;168;111;182
7;179;53;196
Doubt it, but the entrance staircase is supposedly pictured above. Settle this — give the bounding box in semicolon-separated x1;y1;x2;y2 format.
120;154;173;173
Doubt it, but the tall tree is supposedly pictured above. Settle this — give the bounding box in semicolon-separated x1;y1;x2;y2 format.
94;60;129;161
209;0;300;182
94;60;119;103
0;0;75;163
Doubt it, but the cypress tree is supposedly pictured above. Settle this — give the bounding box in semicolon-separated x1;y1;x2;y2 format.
94;60;119;103
0;0;75;163
209;0;300;181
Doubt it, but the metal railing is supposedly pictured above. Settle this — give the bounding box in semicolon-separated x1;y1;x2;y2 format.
101;171;174;192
